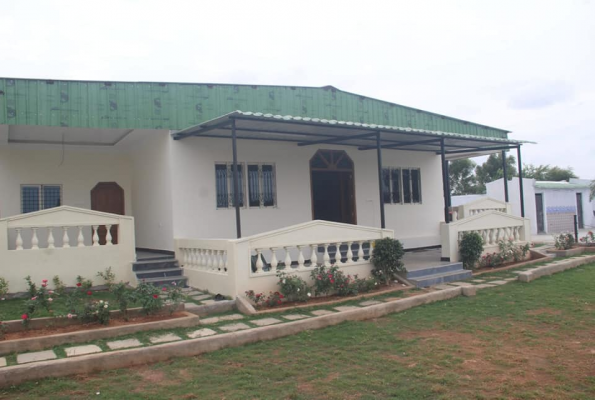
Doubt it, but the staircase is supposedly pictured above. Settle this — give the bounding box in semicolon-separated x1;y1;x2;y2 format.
405;262;471;288
133;252;187;287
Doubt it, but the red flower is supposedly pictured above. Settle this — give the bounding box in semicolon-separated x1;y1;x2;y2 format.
277;300;282;305
153;294;159;299
330;279;335;284
279;294;284;299
42;279;48;283
87;291;92;296
162;287;167;291
76;282;82;287
21;314;28;320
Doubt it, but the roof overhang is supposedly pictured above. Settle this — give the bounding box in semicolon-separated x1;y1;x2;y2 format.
172;111;533;159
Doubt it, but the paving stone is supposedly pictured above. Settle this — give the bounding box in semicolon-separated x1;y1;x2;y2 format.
219;323;251;332
192;294;212;301
251;318;282;326
360;300;382;306
282;314;309;321
201;299;216;305
504;277;518;281
17;350;57;364
487;280;508;285
471;279;486;283
448;282;474;287
434;284;454;290
65;345;102;357
187;328;217;339
149;333;182;344
107;338;143;350
475;284;496;289
311;309;336;316
334;306;360;312
0;357;6;367
200;317;220;324
220;314;244;321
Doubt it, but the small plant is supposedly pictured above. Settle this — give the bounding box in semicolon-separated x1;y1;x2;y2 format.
110;282;134;321
353;276;379;294
76;275;94;290
277;271;309;302
245;290;266;306
371;238;406;284
554;232;575;250
96;300;111;325
135;281;163;315
459;232;484;270
245;290;286;308
97;267;116;289
264;291;284;307
0;277;8;300
21;278;54;326
52;275;66;296
579;231;595;245
24;275;37;298
163;281;184;314
310;265;340;296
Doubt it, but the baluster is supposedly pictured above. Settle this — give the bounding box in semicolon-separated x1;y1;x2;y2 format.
270;248;278;270
255;249;264;273
218;250;225;271
15;228;23;250
62;227;70;248
194;248;201;268
514;226;520;241
105;225;113;245
190;248;196;268
31;228;39;249
297;246;305;268
47;227;55;249
323;244;331;267
310;244;318;266
334;243;342;265
92;225;99;246
206;250;213;270
345;242;353;263
284;247;292;269
224;251;229;272
357;241;364;262
77;226;85;247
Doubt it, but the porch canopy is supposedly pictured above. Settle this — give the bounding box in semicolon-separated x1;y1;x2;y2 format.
172;111;533;237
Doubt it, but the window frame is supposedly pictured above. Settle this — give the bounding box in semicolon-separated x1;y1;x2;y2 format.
381;167;422;205
246;162;277;209
20;184;63;213
214;162;246;210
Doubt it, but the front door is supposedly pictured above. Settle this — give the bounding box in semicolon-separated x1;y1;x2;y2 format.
535;193;545;233
310;150;356;224
576;193;584;229
91;182;124;244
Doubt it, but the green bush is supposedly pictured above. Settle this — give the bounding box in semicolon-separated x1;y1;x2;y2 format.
134;281;164;315
371;238;405;285
0;277;8;300
277;271;309;302
554;232;575;250
459;232;484;269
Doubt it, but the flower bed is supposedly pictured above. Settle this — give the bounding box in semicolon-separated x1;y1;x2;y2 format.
472;250;549;275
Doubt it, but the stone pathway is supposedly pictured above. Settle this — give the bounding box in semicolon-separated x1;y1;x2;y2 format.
4;255;592;370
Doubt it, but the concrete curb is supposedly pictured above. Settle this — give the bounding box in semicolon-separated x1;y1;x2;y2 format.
0;312;199;356
185;299;236;317
518;255;595;283
0;287;462;388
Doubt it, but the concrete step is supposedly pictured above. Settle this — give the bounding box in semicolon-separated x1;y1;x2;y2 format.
136;267;185;279
408;269;472;288
132;259;179;272
406;262;464;279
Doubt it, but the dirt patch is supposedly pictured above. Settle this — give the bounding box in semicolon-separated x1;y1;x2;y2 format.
1;312;186;341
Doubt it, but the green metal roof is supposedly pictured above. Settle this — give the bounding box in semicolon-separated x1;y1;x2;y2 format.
0;77;510;139
534;181;590;190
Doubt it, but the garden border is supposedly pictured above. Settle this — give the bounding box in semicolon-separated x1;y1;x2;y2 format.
472;250;549;276
518;255;595;282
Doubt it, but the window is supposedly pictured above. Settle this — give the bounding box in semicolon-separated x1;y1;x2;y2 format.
247;164;276;207
215;163;245;208
382;168;421;204
21;185;62;213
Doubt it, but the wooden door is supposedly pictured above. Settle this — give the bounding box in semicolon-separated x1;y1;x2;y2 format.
576;193;584;229
535;193;545;233
91;182;124;244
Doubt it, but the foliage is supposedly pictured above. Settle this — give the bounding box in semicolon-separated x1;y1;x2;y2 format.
110;282;134;320
134;281;164;315
474;153;518;193
0;318;6;340
76;275;93;290
22;278;54;326
310;264;341;296
97;267;116;289
79;299;111;324
52;275;66;296
579;231;595;244
264;291;284;307
64;282;95;321
244;290;286;308
554;232;575;250
0;277;8;300
163;281;184;314
276;271;309;302
449;159;479;195
478;239;530;268
371;238;405;285
459;232;484;269
522;164;578;181
245;290;266;307
590;180;595;201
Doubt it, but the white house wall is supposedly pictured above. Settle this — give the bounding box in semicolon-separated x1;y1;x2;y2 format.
169;137;444;249
486;178;538;234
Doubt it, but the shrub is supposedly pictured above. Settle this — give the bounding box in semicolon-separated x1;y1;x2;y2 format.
245;290;266;306
579;231;594;245
554;233;575;250
76;275;93;290
459;232;484;270
22;277;54;325
52;275;66;296
110;282;134;320
264;291;284;307
310;265;340;296
97;267;116;289
277;271;309;302
0;277;8;300
134;281;163;315
371;238;405;285
244;290;287;308
353;276;380;293
163;281;184;314
477;240;531;268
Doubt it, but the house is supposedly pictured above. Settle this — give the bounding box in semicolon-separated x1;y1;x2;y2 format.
486;177;593;234
0;78;532;293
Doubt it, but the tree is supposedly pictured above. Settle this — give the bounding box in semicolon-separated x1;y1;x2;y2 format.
590;180;595;201
523;164;578;181
449;159;480;195
474;153;517;193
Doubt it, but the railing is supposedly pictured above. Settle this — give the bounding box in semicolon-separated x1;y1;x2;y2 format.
441;210;531;262
451;197;511;221
0;206;136;292
174;220;393;297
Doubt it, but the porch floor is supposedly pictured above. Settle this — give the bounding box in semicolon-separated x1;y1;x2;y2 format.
402;248;451;272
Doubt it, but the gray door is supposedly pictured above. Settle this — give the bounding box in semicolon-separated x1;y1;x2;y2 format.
576;193;584;229
535;193;545;233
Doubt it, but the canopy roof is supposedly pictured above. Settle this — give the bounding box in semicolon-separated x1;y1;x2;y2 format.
173;111;533;158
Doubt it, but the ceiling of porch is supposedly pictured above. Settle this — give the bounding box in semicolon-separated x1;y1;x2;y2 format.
172;111;533;159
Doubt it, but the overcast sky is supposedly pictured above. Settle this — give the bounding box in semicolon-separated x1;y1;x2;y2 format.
1;0;593;178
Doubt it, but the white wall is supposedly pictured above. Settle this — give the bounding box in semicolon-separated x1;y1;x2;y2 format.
0;144;133;219
170;137;445;249
486;177;537;234
450;194;486;207
129;130;174;251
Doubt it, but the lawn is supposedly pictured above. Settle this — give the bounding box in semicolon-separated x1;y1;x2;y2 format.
1;264;594;400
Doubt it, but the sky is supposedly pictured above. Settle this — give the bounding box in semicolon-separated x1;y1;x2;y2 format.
0;0;593;178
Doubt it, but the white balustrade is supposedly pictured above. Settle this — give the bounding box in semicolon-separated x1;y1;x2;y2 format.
8;223;120;250
176;241;229;275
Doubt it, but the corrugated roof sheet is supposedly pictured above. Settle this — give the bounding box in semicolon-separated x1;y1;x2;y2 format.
534;181;590;190
0;78;510;139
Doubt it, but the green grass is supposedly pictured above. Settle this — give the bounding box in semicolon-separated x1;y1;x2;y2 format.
1;263;594;399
